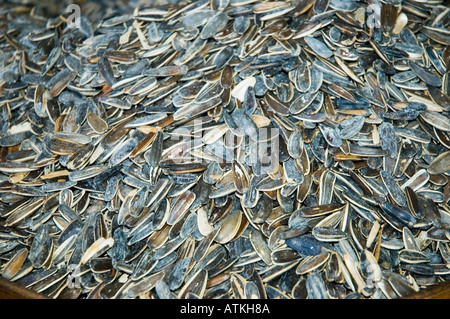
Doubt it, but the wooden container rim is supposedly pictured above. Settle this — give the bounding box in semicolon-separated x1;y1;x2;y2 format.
0;276;447;299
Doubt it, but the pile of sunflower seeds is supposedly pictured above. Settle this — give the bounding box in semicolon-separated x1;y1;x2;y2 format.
0;0;449;299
